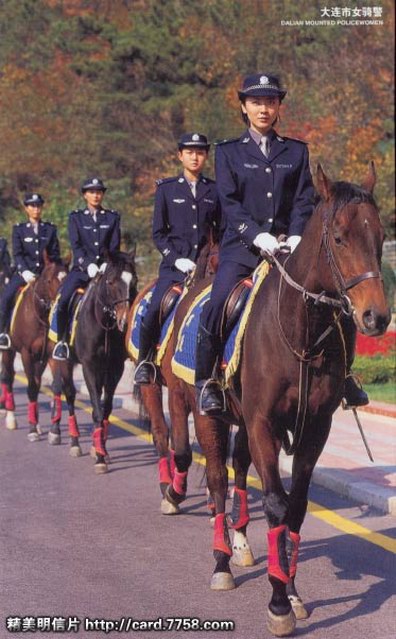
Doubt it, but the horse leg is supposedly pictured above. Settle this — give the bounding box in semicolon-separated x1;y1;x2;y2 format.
230;423;255;567
83;362;107;474
101;357;126;463
1;349;17;430
285;415;332;621
161;381;191;514
140;384;172;496
194;411;235;591
248;417;296;637
21;351;45;442
63;362;81;456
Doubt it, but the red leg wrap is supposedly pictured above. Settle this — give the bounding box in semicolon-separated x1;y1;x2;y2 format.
158;457;172;485
288;531;301;579
172;470;187;496
229;487;250;529
28;401;38;425
169;448;176;479
51;396;62;424
68;415;80;438
103;419;109;443
267;525;290;584
92;428;106;456
0;383;7;405
5;390;15;411
213;513;232;556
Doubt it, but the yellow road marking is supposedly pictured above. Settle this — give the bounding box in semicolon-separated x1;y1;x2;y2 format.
15;373;396;555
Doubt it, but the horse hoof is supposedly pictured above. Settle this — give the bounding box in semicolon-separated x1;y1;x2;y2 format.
27;431;40;443
288;595;309;620
48;432;61;445
231;546;255;567
210;572;235;591
160;498;180;515
5;412;17;430
90;446;110;463
266;608;296;637
94;463;108;475
69;445;82;458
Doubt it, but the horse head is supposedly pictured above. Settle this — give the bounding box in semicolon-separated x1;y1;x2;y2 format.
35;254;68;306
98;250;138;331
316;162;390;336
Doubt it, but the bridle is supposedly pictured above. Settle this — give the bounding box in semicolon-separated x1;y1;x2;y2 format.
95;271;135;332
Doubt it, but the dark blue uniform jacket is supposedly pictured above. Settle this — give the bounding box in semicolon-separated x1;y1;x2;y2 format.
152;175;221;274
12;221;60;274
68;208;121;271
215;130;314;268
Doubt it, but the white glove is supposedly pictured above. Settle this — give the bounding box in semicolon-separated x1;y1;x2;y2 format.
22;270;35;283
253;232;280;255
175;258;196;274
99;262;107;274
286;235;301;253
87;263;99;278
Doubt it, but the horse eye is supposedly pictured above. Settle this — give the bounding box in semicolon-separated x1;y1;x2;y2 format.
334;236;342;246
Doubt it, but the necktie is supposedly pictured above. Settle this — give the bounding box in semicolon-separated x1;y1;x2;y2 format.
33;223;38;235
260;136;270;158
190;181;197;199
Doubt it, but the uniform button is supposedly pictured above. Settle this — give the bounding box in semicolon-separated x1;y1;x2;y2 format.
35;239;39;243
268;218;273;223
192;205;196;210
193;244;198;249
93;229;97;233
96;255;100;259
267;192;273;198
94;242;99;246
265;167;272;173
36;262;40;266
193;224;197;229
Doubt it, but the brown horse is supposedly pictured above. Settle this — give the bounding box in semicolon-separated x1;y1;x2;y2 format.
49;251;138;473
0;257;68;436
163;163;390;636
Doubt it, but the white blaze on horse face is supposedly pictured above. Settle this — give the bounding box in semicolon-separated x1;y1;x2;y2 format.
58;271;67;281
121;271;133;288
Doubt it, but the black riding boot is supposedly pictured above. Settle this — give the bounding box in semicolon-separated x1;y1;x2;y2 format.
134;321;159;385
195;323;224;415
0;311;11;350
52;310;70;361
340;315;369;409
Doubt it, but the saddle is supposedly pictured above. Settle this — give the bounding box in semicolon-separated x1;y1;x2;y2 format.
220;277;253;342
159;283;183;326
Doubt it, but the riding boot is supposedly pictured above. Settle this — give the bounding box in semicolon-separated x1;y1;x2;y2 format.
0;310;11;350
340;315;369;409
52;310;70;361
134;321;159;385
195;323;225;415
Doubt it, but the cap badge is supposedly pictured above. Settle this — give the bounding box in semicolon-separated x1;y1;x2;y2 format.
92;179;99;185
32;194;38;200
260;75;269;85
192;133;200;141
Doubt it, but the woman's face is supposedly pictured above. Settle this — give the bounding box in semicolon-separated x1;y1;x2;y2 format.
25;203;43;222
178;148;208;176
242;96;281;134
83;189;105;209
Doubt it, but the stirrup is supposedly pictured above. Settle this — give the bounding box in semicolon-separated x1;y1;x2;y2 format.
342;374;369;410
0;333;11;350
198;378;226;416
52;341;70;361
134;360;158;385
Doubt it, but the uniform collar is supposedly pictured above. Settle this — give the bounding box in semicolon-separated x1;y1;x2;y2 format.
240;129;286;162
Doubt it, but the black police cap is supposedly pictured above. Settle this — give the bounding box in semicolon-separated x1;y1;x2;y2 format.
178;133;210;150
24;193;45;206
238;74;287;100
81;177;107;193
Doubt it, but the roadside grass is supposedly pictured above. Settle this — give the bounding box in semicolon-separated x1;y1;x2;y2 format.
364;382;395;405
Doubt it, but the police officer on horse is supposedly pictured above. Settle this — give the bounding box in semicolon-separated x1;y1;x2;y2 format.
134;132;221;385
194;73;368;414
52;178;121;361
0;193;61;350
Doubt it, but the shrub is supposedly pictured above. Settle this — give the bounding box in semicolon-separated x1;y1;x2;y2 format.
353;354;396;384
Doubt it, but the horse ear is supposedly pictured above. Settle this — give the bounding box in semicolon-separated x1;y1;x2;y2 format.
316;164;332;201
361;161;376;193
128;242;137;260
63;251;72;268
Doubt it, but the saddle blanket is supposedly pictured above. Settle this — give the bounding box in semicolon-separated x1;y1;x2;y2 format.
127;283;184;365
48;291;84;346
10;283;31;335
171;261;270;386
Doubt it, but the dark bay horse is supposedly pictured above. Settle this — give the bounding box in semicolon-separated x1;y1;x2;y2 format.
0;258;68;435
167;164;390;636
49;251;138;473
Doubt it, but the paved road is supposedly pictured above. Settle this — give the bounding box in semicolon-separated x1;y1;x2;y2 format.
0;379;395;639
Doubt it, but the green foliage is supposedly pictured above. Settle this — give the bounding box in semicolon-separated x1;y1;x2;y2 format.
364;382;396;405
354;355;396;385
382;261;396;309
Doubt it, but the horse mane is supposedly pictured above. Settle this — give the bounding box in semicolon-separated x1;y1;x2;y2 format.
316;181;378;219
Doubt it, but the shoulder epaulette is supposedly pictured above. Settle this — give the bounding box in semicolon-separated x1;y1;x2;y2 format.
110;209;120;216
214;137;239;146
156;176;178;186
282;136;308;145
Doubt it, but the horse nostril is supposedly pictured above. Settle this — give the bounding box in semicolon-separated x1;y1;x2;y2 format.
362;309;377;331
